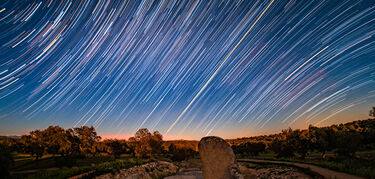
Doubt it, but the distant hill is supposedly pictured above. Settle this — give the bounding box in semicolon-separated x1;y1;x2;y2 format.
0;135;21;139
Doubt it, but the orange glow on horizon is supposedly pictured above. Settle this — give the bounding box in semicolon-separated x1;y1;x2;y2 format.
99;133;195;141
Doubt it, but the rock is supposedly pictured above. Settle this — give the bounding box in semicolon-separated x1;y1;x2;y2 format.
198;136;243;179
95;161;178;179
255;166;312;179
165;168;203;179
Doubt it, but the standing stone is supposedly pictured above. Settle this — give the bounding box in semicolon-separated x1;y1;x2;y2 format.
198;136;243;179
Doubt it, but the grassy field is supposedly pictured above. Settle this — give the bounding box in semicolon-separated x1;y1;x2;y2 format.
237;150;375;178
12;155;121;171
9;153;151;179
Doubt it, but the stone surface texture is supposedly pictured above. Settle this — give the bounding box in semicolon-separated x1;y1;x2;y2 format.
198;136;243;179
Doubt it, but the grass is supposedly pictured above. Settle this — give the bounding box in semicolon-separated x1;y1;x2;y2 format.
9;153;154;179
11;154;59;171
13;153;35;161
13;158;152;179
11;153;135;172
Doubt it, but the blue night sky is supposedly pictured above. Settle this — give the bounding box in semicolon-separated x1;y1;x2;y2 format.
0;0;375;140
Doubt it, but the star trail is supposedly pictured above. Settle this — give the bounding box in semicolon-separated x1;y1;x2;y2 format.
1;0;375;139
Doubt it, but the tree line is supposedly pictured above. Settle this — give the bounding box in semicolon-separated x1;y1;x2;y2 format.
1;127;181;160
0;126;198;176
230;117;375;159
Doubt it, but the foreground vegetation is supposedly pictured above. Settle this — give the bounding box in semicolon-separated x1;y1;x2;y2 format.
229;109;375;178
13;157;151;179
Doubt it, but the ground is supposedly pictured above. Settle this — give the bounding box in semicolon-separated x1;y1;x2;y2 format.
8;151;375;178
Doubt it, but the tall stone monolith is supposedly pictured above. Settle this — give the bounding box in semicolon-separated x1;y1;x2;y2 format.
198;136;243;179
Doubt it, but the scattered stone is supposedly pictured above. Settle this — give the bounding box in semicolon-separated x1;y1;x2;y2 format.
165;168;203;179
255;166;311;179
238;163;312;179
95;161;178;179
198;136;243;179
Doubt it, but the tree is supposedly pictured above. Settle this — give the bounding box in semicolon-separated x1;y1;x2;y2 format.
150;131;163;155
18;130;46;160
21;130;45;160
132;128;163;158
359;119;375;149
103;139;128;159
2;137;20;153
232;142;265;156
43;126;72;156
309;126;336;159
168;144;184;161
62;128;81;157
168;143;197;161
0;143;13;178
134;128;153;158
73;126;101;155
289;130;311;159
270;128;295;158
335;130;362;157
127;137;137;157
18;126;99;162
370;107;375;118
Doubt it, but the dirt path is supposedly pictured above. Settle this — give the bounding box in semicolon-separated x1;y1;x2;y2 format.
238;158;364;179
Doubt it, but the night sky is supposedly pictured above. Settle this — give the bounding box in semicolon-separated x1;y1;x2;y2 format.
1;0;375;139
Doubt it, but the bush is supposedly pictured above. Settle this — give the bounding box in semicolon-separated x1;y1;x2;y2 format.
232;142;265;156
168;144;198;161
